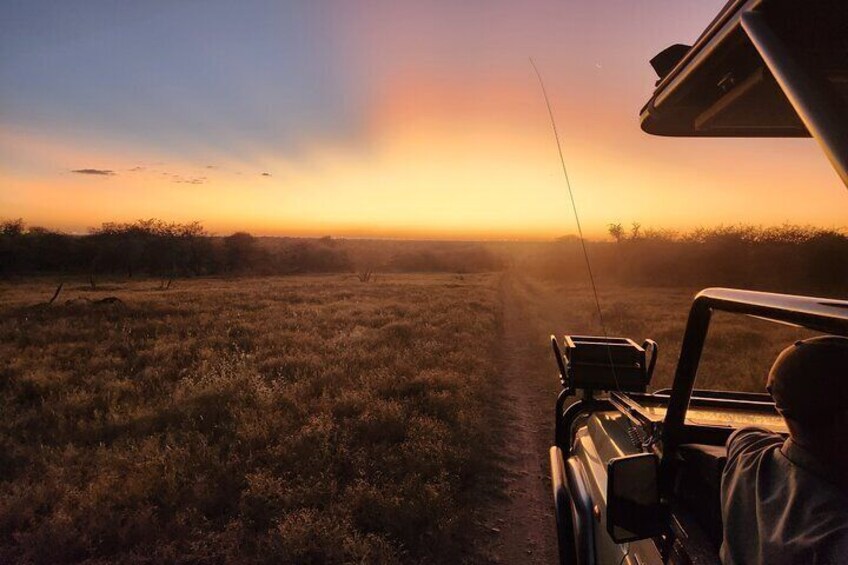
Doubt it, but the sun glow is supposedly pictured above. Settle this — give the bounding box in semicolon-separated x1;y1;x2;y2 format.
2;1;846;239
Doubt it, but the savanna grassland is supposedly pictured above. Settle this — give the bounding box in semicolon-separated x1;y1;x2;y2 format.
0;268;838;564
0;274;503;564
505;276;820;394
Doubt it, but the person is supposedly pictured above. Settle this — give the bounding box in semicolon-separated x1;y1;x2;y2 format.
720;336;848;565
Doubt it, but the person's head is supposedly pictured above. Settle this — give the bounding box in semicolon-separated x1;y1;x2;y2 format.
767;335;848;462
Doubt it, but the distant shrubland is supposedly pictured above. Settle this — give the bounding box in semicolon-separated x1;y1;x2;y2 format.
0;219;501;280
513;224;848;294
2;218;844;293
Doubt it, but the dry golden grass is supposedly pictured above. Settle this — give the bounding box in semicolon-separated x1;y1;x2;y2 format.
0;274;501;564
0;272;828;563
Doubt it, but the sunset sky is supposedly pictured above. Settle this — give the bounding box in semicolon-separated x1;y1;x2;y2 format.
2;0;846;240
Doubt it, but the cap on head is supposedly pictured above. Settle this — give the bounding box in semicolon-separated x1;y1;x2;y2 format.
767;336;848;423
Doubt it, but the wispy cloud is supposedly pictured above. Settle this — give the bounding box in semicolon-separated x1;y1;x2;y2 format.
155;170;208;184
73;165;213;183
175;177;206;185
72;168;115;176
172;174;207;185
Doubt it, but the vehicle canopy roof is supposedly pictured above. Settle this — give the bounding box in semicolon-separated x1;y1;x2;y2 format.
640;0;848;186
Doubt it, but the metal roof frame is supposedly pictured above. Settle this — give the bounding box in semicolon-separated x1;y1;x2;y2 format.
640;0;848;188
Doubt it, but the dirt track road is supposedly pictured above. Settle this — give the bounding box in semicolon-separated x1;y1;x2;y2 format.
483;271;578;564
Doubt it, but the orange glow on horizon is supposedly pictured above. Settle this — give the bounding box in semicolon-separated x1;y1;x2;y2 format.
4;106;847;241
3;2;847;240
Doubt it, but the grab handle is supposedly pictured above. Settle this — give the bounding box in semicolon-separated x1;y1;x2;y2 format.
551;335;569;388
642;339;658;383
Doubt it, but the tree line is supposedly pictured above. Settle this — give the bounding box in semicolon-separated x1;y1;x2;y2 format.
522;223;848;294
3;218;844;293
0;219;353;280
0;219;502;280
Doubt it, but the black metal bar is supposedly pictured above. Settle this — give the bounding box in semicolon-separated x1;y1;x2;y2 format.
652;388;772;402
565;457;598;565
549;446;574;565
662;288;848;456
551;335;568;387
639;392;778;413
555;388;571;445
741;10;848;188
643;339;659;383
663;297;712;454
689;288;848;335
610;392;658;431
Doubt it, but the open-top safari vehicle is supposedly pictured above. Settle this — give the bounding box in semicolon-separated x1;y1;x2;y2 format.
549;1;848;564
550;292;848;564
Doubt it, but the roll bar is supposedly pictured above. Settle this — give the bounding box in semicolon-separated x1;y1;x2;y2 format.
662;288;848;453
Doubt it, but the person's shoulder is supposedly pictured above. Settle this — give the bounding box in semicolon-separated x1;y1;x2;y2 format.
725;426;782;464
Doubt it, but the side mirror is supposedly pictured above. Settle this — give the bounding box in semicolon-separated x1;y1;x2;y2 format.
606;453;666;543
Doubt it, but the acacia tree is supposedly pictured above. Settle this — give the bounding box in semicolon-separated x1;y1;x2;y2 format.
223;232;257;273
608;223;624;243
0;219;25;275
88;219;211;278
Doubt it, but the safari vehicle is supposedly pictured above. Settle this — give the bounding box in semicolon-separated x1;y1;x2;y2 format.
549;1;848;564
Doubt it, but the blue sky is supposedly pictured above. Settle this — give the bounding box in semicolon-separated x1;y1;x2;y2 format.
2;1;362;170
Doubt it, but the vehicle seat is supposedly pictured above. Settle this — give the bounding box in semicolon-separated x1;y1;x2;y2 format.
675;443;727;549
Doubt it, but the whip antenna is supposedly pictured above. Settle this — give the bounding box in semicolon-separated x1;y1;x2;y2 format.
530;58;620;392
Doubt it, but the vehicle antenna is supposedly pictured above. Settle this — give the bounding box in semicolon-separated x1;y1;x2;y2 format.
530;58;621;393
